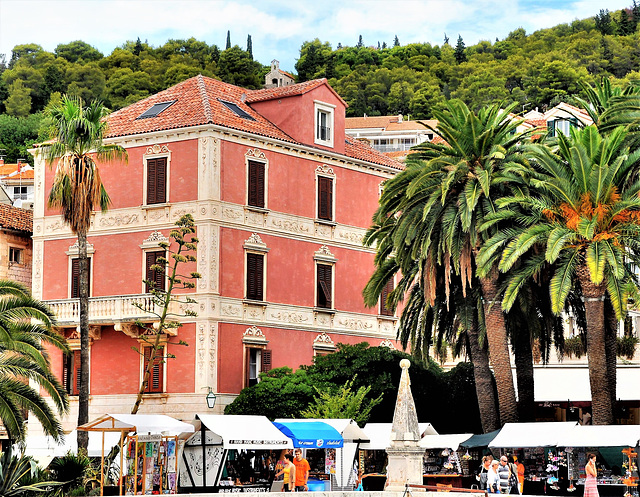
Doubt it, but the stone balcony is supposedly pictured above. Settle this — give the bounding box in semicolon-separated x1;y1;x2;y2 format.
44;294;180;327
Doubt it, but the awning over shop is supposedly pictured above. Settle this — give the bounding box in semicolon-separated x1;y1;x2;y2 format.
273;420;343;448
195;414;292;450
78;414;195;435
461;429;501;448
280;418;369;443
556;425;640;448
419;433;473;450
489;422;578;448
359;422;438;450
533;366;640;402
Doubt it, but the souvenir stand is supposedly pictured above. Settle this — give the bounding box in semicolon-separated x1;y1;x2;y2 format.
78;414;195;496
275;419;367;490
179;414;292;493
555;424;640;497
358;422;438;490
419;433;474;488
273;420;344;491
489;421;579;495
459;429;502;483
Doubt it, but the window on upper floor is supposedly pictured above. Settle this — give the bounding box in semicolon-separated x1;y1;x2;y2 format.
317;176;334;222
13;186;28;200
146;157;168;205
145;250;166;293
71;257;92;299
548;118;578;138
62;350;81;396
245;346;271;387
314;101;335;147
247;160;266;209
143;346;164;394
379;279;395;316
246;252;265;301
9;247;23;264
316;263;333;309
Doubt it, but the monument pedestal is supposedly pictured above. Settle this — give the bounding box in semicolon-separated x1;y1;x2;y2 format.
385;445;426;492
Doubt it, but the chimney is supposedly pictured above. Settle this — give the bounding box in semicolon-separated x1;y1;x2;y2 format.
398;114;403;123
0;158;4;166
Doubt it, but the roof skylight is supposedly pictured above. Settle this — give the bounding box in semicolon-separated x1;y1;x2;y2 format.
136;100;176;120
219;99;255;120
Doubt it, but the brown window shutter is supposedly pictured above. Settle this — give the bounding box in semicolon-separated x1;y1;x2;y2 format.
261;349;272;372
146;250;166;292
244;347;251;388
144;348;163;394
248;161;265;208
318;177;333;220
380;279;394;316
317;264;332;308
246;253;264;301
71;258;91;299
63;353;71;394
147;158;167;204
73;350;81;396
147;158;157;204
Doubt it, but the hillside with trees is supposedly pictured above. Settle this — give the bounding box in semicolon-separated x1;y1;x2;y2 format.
1;5;639;160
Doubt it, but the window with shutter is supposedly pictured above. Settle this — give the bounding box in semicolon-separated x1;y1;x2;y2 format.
63;350;81;396
145;250;166;292
261;349;272;373
247;161;265;208
246;252;264;301
143;347;164;394
380;279;395;316
146;157;167;205
245;347;263;387
317;176;333;221
316;263;333;308
71;258;91;298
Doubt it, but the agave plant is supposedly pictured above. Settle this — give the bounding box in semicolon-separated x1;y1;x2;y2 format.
0;447;63;497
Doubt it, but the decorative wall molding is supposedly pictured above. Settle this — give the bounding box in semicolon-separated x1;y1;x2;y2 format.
316;165;335;177
314;245;337;262
140;230;169;249
379;339;396;350
242;325;268;345
243;233;270;252
313;332;336;351
145;144;171;155
246;148;266;160
65;242;95;256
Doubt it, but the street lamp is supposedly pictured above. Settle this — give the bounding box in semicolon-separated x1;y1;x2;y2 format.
206;387;216;409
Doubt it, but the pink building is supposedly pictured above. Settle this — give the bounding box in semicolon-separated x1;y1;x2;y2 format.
31;76;401;430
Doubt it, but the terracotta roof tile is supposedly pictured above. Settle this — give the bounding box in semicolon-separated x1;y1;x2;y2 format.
345;115;397;129
247;78;346;105
345;136;403;170
0;204;32;233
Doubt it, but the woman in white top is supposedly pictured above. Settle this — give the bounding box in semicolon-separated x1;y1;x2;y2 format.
487;460;501;494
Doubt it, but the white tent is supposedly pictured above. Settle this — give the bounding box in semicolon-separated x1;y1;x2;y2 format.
359;422;438;450
197;414;292;449
556;425;640;448
23;430;123;467
419;433;473;450
489;422;579;448
79;413;195;435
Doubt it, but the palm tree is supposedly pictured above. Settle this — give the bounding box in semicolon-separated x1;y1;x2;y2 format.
0;280;69;441
485;125;640;424
364;100;532;425
39;95;127;452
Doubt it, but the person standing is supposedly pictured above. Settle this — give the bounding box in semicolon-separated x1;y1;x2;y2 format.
478;456;491;490
497;456;511;494
513;455;525;494
275;454;296;492
584;453;600;497
487;460;501;494
508;456;520;495
293;449;310;491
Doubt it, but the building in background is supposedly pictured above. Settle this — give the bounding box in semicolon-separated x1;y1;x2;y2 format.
31;75;402;433
0;158;35;209
264;59;295;89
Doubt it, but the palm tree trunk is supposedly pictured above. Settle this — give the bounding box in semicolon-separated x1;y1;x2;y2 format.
513;330;535;421
77;230;90;453
479;266;518;424
577;265;613;425
604;299;618;417
466;318;500;432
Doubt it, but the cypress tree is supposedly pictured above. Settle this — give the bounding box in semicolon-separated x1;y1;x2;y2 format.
247;34;253;58
454;35;467;63
226;30;231;50
357;35;364;48
393;35;400;47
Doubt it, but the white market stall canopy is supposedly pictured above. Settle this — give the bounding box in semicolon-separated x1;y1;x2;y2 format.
419;433;473;450
24;430;123;466
79;414;195;435
196;414;292;449
360;422;438;450
557;425;640;448
277;418;369;443
489;422;579;448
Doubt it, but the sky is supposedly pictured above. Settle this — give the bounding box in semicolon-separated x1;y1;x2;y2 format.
0;0;634;72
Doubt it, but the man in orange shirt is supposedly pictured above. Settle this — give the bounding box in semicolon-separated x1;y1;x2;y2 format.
293;449;310;491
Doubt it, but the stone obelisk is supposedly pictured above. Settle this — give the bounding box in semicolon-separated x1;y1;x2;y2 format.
385;359;425;492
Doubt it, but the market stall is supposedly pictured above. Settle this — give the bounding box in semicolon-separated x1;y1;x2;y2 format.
24;430;123;468
358;422;439;490
78;413;195;496
273;420;344;491
179;414;292;493
419;433;474;488
275;418;367;490
459;428;502;483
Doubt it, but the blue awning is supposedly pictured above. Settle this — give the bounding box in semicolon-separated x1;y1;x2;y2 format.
273;421;343;448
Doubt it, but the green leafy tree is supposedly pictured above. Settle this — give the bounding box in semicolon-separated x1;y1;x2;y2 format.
106;67;153;109
5;80;31;117
393;35;400;47
55;41;103;64
301;377;382;426
595;9;614;36
357;35;364;48
454;35;467;63
296;39;332;82
40;95;127;452
65;63;106;102
217;46;262;89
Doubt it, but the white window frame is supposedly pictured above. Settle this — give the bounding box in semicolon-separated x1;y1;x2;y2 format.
143;146;172;206
140;231;170;294
8;245;23;265
315;165;336;223
314;101;335;147
66;242;95;298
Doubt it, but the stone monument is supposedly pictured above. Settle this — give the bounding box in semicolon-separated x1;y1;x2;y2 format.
385;359;425;492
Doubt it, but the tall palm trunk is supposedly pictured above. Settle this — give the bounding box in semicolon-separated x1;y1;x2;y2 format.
513;332;535;421
77;230;89;453
466;318;500;432
577;265;613;425
479;266;518;424
604;299;618;416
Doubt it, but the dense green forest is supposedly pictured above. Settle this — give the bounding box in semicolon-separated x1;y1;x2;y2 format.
1;5;640;163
